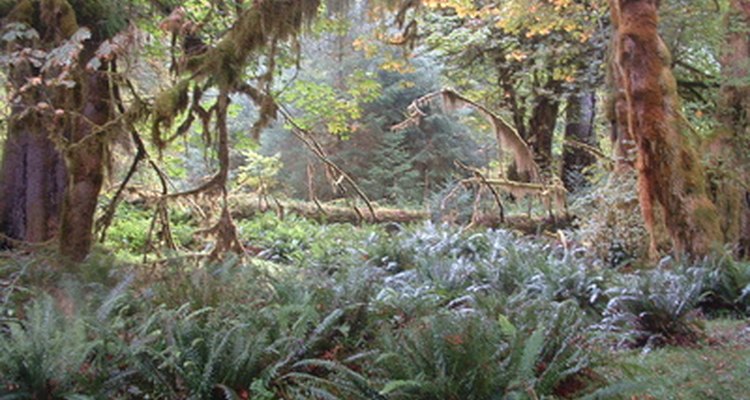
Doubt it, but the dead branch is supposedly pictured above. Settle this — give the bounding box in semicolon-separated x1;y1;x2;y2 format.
275;103;377;221
455;160;505;223
393;88;540;181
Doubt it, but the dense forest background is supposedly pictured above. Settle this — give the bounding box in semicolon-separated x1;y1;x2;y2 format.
1;0;750;399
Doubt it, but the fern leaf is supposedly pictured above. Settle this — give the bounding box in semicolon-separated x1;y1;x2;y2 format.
518;327;545;383
379;379;422;395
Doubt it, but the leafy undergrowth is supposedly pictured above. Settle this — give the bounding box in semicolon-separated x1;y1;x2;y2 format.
1;215;750;399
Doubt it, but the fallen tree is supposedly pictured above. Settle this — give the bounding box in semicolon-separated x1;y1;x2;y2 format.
229;194;428;224
228;194;571;235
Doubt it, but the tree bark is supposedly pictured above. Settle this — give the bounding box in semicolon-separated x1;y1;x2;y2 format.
609;0;722;257
1;0;111;262
562;92;598;191
0;45;66;248
527;81;561;175
58;60;109;262
711;0;750;258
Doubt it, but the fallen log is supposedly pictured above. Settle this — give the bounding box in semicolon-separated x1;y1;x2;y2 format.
229;195;429;224
228;194;572;235
116;189;570;234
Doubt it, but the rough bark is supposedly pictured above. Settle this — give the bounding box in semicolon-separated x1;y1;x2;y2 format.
609;0;722;257
0;100;66;246
710;0;750;258
0;19;67;247
58;58;109;262
527;82;561;175
0;0;113;261
562;92;598;191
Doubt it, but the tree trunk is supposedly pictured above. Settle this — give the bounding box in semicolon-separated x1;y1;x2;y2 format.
0;55;66;247
527;82;561;175
58;57;109;262
609;0;722;257
0;1;111;262
712;0;750;258
562;92;598;191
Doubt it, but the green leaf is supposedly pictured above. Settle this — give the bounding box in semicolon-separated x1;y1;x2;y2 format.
379;379;422;395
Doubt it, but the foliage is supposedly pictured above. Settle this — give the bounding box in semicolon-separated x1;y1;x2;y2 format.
376;300;594;400
4;217;750;398
571;172;651;267
102;202;196;261
599;268;707;349
1;221;614;399
261;16;486;205
698;257;750;317
234;148;283;193
237;212;363;264
0;295;96;399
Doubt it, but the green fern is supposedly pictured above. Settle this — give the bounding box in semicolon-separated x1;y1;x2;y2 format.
0;295;96;399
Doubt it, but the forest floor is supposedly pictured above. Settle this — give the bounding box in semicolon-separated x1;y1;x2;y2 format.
598;319;750;399
2;213;750;399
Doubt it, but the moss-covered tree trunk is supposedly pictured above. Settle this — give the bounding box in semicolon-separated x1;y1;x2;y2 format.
562;92;598;191
1;0;114;261
58;50;109;262
506;81;561;181
711;0;750;258
609;0;722;257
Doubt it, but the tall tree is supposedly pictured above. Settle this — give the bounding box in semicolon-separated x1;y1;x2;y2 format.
0;0;323;261
562;92;598;191
609;0;722;257
710;0;750;257
0;0;127;261
420;0;607;178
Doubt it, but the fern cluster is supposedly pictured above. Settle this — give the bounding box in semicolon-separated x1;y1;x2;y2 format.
2;220;748;398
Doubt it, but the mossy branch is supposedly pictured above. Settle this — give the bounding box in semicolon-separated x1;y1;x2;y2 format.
394;88;541;182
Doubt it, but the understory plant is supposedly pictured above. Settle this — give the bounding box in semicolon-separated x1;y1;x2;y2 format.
599;268;706;349
11;220;735;399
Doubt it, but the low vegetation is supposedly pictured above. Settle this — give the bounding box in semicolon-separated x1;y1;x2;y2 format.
2;216;749;399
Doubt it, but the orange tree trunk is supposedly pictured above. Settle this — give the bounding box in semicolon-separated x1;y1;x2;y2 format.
609;0;722;257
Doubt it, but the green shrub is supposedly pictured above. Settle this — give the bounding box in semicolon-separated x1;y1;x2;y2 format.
376;300;597;400
701;257;750;316
0;296;98;399
599;269;706;349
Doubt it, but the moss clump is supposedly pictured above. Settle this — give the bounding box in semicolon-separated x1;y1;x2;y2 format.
192;0;320;85
5;0;35;25
6;0;80;39
43;0;80;38
152;79;190;148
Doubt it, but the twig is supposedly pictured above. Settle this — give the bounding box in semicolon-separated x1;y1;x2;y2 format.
455;160;505;223
275;103;377;221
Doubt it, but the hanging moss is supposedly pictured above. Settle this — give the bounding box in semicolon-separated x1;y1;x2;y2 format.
191;0;320;86
152;79;190;149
